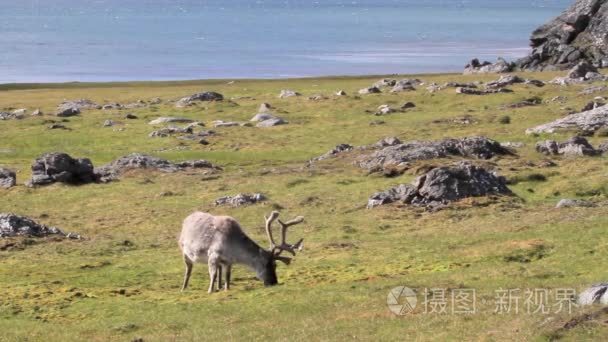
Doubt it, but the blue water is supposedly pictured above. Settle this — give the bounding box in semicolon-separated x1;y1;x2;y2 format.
0;0;571;83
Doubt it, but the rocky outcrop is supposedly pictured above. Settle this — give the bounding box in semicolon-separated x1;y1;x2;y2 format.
0;213;80;238
357;136;513;171
56;99;99;116
367;162;512;209
535;136;599;156
308;144;354;164
95;153;218;182
215;193;266;207
0;168;16;188
463;58;514;74
549;61;606;84
526;104;608;134
375;105;397;115
148;117;194;125
176;91;223;107
515;0;608;70
27;153;97;187
456;87;513;95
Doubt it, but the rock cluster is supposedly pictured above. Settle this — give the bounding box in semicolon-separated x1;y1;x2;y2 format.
176;91;223;107
526;104;608;134
357;136;513;171
27;152;97;187
367;162;511;209
0;168;16;188
535;136;600;156
215;193;266;207
95;153;218;182
56;99;100;117
515;0;608;70
549;61;606;85
463;58;514;74
0;213;77;238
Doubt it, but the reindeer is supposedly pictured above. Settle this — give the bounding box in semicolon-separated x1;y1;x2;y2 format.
178;211;304;293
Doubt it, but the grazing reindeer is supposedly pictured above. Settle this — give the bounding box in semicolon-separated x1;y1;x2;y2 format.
178;211;304;293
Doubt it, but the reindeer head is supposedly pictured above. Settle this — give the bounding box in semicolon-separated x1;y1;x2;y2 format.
259;211;304;286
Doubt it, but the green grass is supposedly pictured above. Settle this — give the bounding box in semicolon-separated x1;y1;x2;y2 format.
1;72;608;341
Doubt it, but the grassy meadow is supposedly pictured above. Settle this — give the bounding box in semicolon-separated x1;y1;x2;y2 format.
1;71;608;341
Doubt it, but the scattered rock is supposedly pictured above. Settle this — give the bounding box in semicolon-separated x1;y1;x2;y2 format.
580;86;607;95
501;97;542;109
390;83;416;93
0;213;79;238
124;113;138;119
368;161;511;209
176;91;223;107
515;0;608;71
372;79;396;88
375;104;397;115
526;104;608;134
0;168;16;188
568;61;599;79
308;94;327;101
149;97;162;105
556;199;595;209
308;144;354;164
550;61;606;85
336;90;347;96
215;193;266;207
357;136;513;171
213;120;241;127
358;86;381;95
12;108;27;116
426;83;443;93
582;100;606;112
256;117;287;127
250;113;277;122
486;75;525;88
463;58;514;74
0;111;24;120
148;117;194;125
456;87;513;95
95;153;218;182
55;106;80;117
374;137;402;148
148;126;193;138
56;99;99;116
103;120;115;127
401;102;416;109
578;283;608;305
31;109;42;116
443;82;477;88
27;152;97;187
535;136;599;157
278;90;301;98
102;103;123;110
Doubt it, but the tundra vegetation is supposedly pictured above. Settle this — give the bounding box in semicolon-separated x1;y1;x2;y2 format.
1;71;608;340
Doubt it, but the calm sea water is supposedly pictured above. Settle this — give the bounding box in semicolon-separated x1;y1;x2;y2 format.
0;0;571;83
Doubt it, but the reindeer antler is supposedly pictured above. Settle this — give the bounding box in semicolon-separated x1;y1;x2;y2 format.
264;211;305;257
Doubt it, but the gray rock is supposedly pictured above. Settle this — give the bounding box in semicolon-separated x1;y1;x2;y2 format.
372;79;396;88
456;87;513;95
358;86;381;95
515;0;608;71
578;283;608;305
250;112;277;122
149;97;162;105
259;103;273;112
368;161;511;208
213;120;241;127
375;104;396;115
27;152;97;187
426;83;443;93
463;58;514;74
357;136;513;171
526;104;608;134
568;61;598;79
31;109;42;116
176;91;223;107
148;126;193;137
0;213;70;238
102;103;122;110
374;137;402;148
443;82;478;88
0;168;16;188
556;199;595;208
580;86;607;95
103;120;115;127
55;106;80;117
56;99;99;116
95;153;219;182
536;136;598;156
336;90;347;96
256;117;287;127
12;108;27;116
581;100;606;112
486;75;525;89
215;193;266;207
309;144;354;163
0;111;24;120
390;83;416;93
148;117;194;125
278;90;301;98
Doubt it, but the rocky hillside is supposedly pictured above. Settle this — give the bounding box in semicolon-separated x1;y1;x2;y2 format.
516;0;608;71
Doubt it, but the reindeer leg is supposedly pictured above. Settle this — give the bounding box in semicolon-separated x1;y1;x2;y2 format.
224;265;231;291
208;257;218;294
217;265;223;291
181;254;193;292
